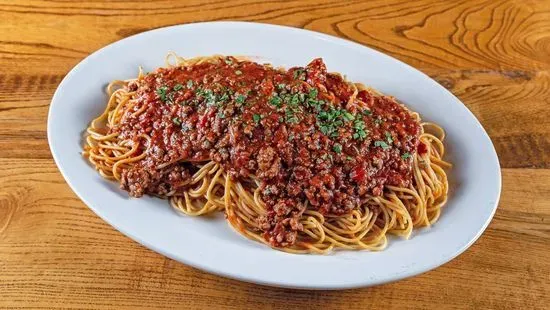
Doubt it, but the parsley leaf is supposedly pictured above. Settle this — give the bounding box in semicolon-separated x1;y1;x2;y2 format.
235;70;243;75
253;114;261;124
173;84;183;91
343;111;355;122
172;117;181;126
401;152;412;160
269;95;282;108
385;131;393;144
374;140;390;150
352;119;367;140
333;143;342;153
186;80;193;89
308;88;318;98
156;86;168;102
293;69;305;80
235;94;246;105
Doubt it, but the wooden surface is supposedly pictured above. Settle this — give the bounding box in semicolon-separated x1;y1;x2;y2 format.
1;0;549;309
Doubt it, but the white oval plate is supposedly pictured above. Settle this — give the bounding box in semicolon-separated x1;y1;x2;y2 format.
48;22;501;289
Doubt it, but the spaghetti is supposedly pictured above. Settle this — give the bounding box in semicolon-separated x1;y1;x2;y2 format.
83;54;451;254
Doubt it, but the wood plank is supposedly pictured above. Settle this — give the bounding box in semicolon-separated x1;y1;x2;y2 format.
0;0;549;73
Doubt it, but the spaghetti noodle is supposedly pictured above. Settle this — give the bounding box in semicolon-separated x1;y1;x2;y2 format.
83;54;450;254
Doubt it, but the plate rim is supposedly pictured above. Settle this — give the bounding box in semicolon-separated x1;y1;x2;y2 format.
47;21;502;289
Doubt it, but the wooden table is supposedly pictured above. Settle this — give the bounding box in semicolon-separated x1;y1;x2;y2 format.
1;0;549;308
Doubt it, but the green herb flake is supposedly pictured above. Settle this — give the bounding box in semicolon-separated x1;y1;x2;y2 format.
218;112;226;119
401;152;412;160
298;92;306;103
285;114;300;124
375;118;383;125
253;114;261;124
156;86;168;102
235;94;246;105
290;94;300;106
173;84;184;91
277;83;287;90
308;88;318;98
186;80;194;89
385;131;393;144
363;109;372;116
269;96;282;108
172;117;181;126
293;69;305;80
235;70;243;75
219;92;229;102
374;140;391;150
343;111;355;122
333;143;342;154
346;156;353;161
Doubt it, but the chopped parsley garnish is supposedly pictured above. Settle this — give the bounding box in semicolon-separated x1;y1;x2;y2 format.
235;94;246;105
156;86;168;102
290;93;300;106
342;111;355;122
316;108;357;139
218;111;225;119
333;143;342;153
363;109;372;115
308;88;318;98
203;89;216;106
308;98;324;111
401;152;412;160
186;80;194;89
298;92;306;103
374;118;383;125
173;84;183;91
253;114;261;124
293;68;305;80
385;131;393;144
172;117;181;126
346;156;353;161
224;58;233;65
195;88;206;97
352;119;367;140
285;109;300;124
235;70;243;75
269;95;282;108
219;92;229;102
374;140;390;150
277;83;287;90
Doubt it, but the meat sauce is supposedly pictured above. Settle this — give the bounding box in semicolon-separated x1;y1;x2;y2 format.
115;57;421;247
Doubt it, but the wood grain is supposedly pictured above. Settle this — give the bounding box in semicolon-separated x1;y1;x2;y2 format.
0;0;549;309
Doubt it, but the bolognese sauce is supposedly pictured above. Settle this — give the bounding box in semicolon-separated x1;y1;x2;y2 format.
112;57;421;247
